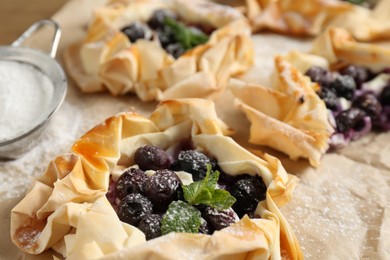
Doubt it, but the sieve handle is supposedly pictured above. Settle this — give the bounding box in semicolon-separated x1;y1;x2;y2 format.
11;19;62;58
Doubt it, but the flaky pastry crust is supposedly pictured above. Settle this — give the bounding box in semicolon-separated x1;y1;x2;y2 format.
229;54;333;167
63;0;254;101
328;0;390;41
11;99;302;259
250;0;351;36
237;0;390;40
311;27;390;71
230;26;390;166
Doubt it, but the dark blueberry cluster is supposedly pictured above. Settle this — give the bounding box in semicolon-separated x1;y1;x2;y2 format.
305;65;390;144
340;64;372;88
143;169;181;211
352;93;382;120
202;206;239;231
134;145;172;171
147;9;177;30
380;85;390;106
120;22;146;43
172;150;217;181
117;193;153;226
230;175;267;217
116;168;147;199
107;144;268;240
138;214;163;240
335;108;367;133
119;9;210;58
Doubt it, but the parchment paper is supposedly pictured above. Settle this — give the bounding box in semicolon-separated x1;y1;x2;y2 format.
0;0;389;259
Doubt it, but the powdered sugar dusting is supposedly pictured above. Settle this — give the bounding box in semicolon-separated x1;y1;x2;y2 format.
17;229;41;251
281;154;390;259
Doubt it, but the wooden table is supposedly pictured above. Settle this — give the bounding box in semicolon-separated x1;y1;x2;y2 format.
0;0;68;45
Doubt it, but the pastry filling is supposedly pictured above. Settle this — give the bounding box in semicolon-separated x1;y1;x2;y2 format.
305;65;390;147
106;143;266;240
120;9;213;58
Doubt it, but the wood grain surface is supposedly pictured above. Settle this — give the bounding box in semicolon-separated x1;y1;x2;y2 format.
0;0;68;45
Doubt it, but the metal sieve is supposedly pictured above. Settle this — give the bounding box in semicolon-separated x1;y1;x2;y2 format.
0;19;67;159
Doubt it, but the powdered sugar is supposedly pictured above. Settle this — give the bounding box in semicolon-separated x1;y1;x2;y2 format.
0;84;155;200
0;60;54;141
281;154;390;259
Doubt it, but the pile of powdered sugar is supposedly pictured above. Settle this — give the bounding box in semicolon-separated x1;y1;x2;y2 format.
0;84;156;200
0;60;54;141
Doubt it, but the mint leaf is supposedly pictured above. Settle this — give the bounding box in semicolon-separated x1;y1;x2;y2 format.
164;18;209;50
182;165;236;210
207;166;219;187
182;165;217;205
344;0;366;5
161;201;202;235
207;189;237;210
189;188;213;204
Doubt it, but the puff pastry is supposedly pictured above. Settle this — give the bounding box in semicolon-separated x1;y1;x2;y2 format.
230;26;390;166
11;99;302;259
236;0;390;40
64;0;254;101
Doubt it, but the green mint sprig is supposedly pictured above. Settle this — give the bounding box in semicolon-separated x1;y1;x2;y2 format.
161;201;202;235
343;0;366;5
161;164;236;235
182;165;236;210
164;17;209;50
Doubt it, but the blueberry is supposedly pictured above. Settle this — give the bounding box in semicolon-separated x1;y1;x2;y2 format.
117;193;153;226
165;43;186;58
202;206;239;231
148;9;177;30
138;214;162;240
230;175;267;217
134;145;171;171
106;178;118;208
199;217;212;234
335;108;367;133
120;22;146;43
116;168;147;199
172;150;216;181
316;87;338;110
305;66;334;87
143;169;181;211
155;26;175;48
382;68;390;74
329;74;356;100
379;85;390;106
218;171;239;185
340;65;372;88
352;93;382;119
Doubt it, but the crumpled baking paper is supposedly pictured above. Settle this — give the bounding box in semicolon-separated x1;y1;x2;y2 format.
1;0;389;259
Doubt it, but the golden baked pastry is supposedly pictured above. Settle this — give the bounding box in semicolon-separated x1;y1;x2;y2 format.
311;27;390;70
328;0;390;41
11;99;302;259
249;0;351;36
64;0;254;101
229;55;333;167
234;0;390;40
230;26;390;166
